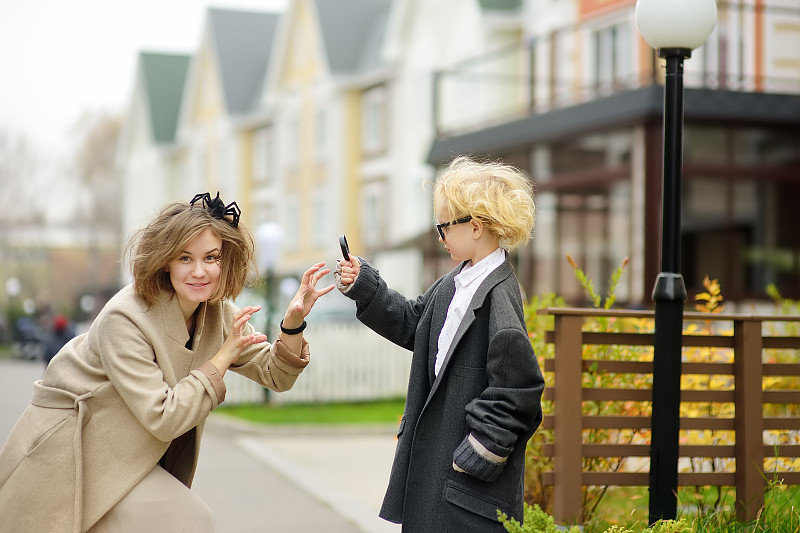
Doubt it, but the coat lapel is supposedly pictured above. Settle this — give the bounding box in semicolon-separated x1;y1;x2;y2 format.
428;260;515;398
152;292;198;380
154;292;191;347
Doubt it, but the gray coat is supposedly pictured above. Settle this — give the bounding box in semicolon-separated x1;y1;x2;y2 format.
343;257;544;532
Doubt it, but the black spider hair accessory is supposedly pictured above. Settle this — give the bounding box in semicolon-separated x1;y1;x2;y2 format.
190;191;241;228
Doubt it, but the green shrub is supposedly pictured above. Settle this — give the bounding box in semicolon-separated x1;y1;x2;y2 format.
498;503;581;533
523;256;653;523
497;503;690;533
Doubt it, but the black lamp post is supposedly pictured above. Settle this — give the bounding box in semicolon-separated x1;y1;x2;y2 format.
634;0;717;524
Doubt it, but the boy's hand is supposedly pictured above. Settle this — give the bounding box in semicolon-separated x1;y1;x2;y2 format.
335;254;361;290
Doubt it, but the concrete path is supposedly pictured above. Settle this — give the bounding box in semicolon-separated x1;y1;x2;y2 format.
0;358;44;440
196;417;401;532
0;359;402;532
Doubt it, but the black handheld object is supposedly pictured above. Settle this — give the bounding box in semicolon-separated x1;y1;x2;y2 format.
339;235;350;261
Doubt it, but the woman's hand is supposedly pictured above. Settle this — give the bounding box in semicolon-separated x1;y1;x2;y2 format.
282;262;335;328
210;306;268;374
336;254;361;287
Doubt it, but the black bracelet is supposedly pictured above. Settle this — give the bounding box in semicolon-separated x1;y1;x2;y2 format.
280;319;307;335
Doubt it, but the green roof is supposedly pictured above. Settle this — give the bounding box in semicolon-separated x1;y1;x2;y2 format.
139;52;190;144
479;0;523;10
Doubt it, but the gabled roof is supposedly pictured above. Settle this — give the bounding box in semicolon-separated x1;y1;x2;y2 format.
139;52;191;144
313;0;392;75
479;0;523;11
208;8;280;115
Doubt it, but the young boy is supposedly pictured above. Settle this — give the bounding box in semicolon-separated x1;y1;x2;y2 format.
335;156;545;532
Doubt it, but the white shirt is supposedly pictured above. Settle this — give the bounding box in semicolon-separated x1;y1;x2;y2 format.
435;247;506;376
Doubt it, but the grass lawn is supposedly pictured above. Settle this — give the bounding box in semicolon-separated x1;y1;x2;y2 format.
216;398;406;425
585;486;650;530
585;482;800;532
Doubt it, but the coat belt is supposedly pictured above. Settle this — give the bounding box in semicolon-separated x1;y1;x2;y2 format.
31;381;95;533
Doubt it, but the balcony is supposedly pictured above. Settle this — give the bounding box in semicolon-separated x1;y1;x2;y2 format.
431;2;800;142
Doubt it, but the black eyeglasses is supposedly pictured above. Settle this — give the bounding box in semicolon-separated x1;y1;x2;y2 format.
436;216;472;240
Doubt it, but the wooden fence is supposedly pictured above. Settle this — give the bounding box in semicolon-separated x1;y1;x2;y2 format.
223;321;412;404
540;308;800;525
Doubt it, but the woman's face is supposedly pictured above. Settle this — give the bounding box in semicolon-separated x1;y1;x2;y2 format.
165;228;223;320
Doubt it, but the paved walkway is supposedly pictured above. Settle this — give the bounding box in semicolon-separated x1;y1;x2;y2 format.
0;359;402;532
195;416;402;532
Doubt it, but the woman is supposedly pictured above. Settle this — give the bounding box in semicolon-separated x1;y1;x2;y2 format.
0;192;334;532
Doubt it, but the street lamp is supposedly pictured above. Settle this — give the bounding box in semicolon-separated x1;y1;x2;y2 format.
634;0;717;524
255;221;283;339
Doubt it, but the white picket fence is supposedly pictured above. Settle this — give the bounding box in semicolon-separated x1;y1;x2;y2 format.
223;322;412;404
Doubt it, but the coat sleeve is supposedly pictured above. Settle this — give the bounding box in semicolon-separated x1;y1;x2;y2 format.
221;300;310;393
344;257;442;351
229;337;310;393
452;294;545;482
96;308;222;443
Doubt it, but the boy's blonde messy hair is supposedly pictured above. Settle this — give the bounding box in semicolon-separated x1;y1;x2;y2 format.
433;155;535;250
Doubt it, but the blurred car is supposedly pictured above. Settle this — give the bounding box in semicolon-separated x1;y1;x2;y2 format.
12;317;44;361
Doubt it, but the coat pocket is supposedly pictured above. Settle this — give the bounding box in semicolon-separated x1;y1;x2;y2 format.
443;478;510;522
0;407;79;533
26;407;75;457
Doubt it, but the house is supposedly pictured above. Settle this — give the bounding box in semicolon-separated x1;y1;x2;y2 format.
119;1;569;306
118;0;800;309
176;8;281;217
117;52;191;241
252;0;534;300
426;0;800;305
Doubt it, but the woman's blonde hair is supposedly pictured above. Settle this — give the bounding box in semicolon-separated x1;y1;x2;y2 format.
433;155;535;250
126;201;257;307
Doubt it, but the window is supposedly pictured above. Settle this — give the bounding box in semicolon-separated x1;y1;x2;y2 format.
283;196;299;250
285;116;301;169
361;182;385;247
218;139;236;184
362;86;387;154
682;125;800;298
193;146;206;190
590;21;633;93
551;29;574;104
531;130;636;304
315;109;327;161
253;127;273;185
312;193;327;249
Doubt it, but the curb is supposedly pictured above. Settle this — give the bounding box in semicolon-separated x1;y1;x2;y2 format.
206;411;399;437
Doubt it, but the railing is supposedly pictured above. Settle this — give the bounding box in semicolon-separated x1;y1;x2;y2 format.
432;2;800;137
223;321;412;405
539;308;800;525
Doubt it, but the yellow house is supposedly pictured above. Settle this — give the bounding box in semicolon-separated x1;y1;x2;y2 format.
249;0;394;283
176;8;281;227
119;1;551;304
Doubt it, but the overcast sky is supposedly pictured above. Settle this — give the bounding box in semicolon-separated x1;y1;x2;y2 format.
0;0;288;157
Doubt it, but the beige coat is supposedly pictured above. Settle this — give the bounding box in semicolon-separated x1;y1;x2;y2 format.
0;285;309;533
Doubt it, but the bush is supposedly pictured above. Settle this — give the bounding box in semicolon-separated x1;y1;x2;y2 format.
522;259;800;531
497;503;690;533
523;257;653;523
